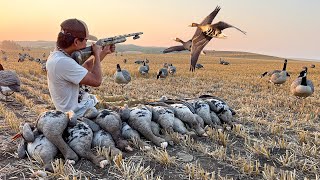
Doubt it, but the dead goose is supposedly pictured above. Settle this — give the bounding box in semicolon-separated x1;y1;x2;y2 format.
187;99;222;129
290;68;314;97
94;109;133;152
199;96;235;126
13;123;58;172
0;70;21;101
169;102;207;136
64;122;108;168
188;6;246;71
36;110;79;164
92;129;122;157
121;122;151;150
126;104;168;148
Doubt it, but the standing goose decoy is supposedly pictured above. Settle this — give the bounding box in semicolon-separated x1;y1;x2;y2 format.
268;59;289;84
0;70;21;102
168;64;177;75
290;68;314;97
114;64;131;85
157;66;169;79
189;6;246;71
139;62;149;75
64;122;109;168
114;64;131;95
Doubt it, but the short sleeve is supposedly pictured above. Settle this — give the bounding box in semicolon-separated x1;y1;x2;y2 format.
55;57;88;84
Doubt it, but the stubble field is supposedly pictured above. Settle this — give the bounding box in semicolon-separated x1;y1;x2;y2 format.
0;49;319;179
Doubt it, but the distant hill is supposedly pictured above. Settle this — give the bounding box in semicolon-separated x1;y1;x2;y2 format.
1;40;318;62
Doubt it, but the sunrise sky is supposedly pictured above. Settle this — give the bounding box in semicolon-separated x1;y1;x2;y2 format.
0;0;319;60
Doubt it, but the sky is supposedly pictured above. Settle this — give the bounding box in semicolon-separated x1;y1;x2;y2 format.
0;0;319;60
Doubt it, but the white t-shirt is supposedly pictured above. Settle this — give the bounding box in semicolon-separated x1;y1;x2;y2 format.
46;50;88;113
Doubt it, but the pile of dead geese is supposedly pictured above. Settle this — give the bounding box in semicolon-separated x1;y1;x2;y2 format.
13;94;238;175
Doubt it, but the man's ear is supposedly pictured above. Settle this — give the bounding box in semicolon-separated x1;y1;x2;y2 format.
74;38;80;47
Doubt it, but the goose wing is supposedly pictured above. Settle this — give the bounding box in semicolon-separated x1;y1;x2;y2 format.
163;45;187;53
190;34;212;71
213;21;247;35
192;6;221;39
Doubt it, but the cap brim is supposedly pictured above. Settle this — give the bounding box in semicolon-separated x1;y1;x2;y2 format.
88;34;98;41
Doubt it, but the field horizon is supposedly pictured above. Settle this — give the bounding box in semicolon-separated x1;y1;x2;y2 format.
0;49;319;179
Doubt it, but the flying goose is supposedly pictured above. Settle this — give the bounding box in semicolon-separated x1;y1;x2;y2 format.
189;6;246;71
290;68;314;97
267;59;289;84
0;69;21;101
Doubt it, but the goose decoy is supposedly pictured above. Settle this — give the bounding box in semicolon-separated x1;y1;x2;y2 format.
0;63;3;71
157;66;168;79
168;64;176;75
114;64;131;85
290;68;314;97
189;6;246;71
310;64;315;68
114;64;131;95
0;70;21;102
123;59;127;63
267;59;289;84
139;62;149;75
195;64;204;69
134;60;144;64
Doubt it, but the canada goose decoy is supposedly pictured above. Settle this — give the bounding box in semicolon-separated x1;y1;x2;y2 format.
0;70;21;101
114;64;131;85
114;64;131;95
123;58;127;63
139;62;149;75
134;60;144;64
189;6;246;71
157;67;169;79
168;64;176;75
290;68;314;98
195;64;204;69
268;59;289;84
310;64;315;68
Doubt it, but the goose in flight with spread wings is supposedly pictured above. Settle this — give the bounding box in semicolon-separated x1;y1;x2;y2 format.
189;6;246;71
162;38;206;55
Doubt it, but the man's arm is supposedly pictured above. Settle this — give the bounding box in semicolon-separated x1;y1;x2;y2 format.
79;44;103;87
82;44;115;71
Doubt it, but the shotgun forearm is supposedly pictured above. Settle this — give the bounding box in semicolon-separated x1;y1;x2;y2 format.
71;32;143;65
